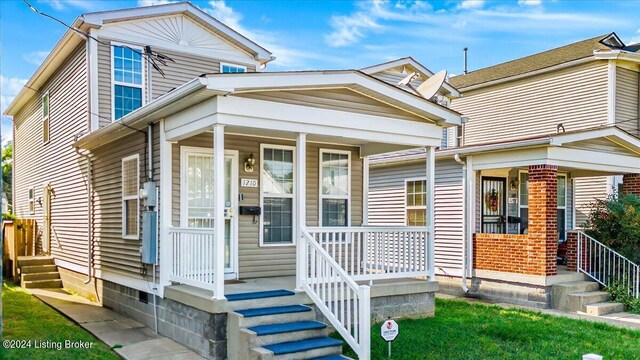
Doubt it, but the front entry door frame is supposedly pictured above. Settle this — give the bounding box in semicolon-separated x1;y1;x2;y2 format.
481;176;507;234
180;146;239;279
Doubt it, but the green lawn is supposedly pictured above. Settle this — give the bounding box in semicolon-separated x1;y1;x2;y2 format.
339;298;640;360
1;281;120;360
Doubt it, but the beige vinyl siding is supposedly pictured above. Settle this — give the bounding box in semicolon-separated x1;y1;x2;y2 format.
615;66;639;134
171;133;362;279
97;41;255;128
452;61;609;145
237;89;421;121
573;176;610;228
368;159;464;275
13;43;90;267
91;125;160;278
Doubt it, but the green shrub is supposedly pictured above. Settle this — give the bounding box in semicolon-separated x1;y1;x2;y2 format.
606;281;640;314
584;193;640;264
2;212;16;221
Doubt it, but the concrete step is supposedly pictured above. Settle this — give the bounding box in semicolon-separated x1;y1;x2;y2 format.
583;302;626;316
17;256;55;267
19;264;57;274
242;322;331;347
252;337;343;360
312;355;353;360
234;305;316;328
21;278;62;289
21;271;60;281
225;291;311;311
565;291;610;312
552;281;601;310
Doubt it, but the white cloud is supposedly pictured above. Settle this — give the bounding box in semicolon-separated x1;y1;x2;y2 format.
458;0;485;10
137;0;176;6
631;28;640;44
518;0;542;6
1;76;27;145
39;0;103;11
22;51;50;67
325;12;381;47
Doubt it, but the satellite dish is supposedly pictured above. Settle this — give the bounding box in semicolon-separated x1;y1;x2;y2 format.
415;70;447;100
397;72;419;87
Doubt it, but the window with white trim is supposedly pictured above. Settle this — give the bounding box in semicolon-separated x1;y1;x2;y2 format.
518;172;567;240
261;146;294;245
320;150;350;227
122;154;140;239
221;63;246;73
28;187;35;215
42;92;50;144
406;179;427;226
113;45;143;120
455;125;463;147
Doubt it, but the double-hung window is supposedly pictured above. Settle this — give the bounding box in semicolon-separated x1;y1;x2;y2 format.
113;45;143;120
261;145;295;245
122;154;140;239
518;172;567;239
42;92;50;144
406;179;427;226
28;187;35;214
221;63;247;73
320;150;350;227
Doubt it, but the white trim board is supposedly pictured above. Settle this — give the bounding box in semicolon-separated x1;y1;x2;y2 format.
318;148;352;227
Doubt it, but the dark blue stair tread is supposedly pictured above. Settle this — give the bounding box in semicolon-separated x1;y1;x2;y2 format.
263;337;343;355
248;321;326;336
235;305;311;318
226;289;295;302
312;355;351;360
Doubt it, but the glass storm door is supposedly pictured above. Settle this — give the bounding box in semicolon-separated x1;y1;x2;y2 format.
481;177;507;234
182;148;238;276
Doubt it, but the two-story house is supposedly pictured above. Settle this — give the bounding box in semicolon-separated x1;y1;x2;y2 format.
366;33;640;308
4;3;462;359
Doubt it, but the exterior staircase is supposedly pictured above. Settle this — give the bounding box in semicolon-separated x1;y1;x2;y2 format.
226;289;351;360
17;256;62;289
552;280;624;316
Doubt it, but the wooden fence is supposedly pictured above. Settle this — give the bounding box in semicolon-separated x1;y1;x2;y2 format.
2;219;37;281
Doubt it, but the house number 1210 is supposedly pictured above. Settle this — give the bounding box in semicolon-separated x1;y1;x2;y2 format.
241;179;258;187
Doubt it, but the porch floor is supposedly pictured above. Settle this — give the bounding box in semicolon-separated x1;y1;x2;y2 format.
164;276;439;314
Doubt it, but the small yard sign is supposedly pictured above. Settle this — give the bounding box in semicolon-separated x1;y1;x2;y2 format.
380;318;399;357
240;178;258;188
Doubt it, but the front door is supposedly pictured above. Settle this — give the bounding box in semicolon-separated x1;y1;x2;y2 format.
181;147;238;278
481;177;507;234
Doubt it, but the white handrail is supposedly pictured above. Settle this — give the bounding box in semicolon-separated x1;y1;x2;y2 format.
301;229;371;360
572;230;639;299
306;226;430;281
168;227;218;296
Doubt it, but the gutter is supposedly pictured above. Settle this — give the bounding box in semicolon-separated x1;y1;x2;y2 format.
454;154;470;293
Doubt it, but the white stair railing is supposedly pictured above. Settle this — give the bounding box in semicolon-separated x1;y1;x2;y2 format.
306;226;429;281
301;229;371;360
169;227;218;295
574;230;640;299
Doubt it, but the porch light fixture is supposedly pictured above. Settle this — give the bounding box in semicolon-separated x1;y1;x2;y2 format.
244;153;256;173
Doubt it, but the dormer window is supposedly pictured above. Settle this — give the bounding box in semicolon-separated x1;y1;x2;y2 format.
221;63;246;73
112;44;144;120
600;33;625;49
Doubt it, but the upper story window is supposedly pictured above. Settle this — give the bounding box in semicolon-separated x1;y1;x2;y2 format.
42;92;50;144
320;150;351;227
113;45;144;120
455;125;464;147
221;63;247;73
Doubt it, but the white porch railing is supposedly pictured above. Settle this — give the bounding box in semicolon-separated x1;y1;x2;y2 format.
168;227;218;294
306;226;430;281
301;229;371;360
574;230;640;299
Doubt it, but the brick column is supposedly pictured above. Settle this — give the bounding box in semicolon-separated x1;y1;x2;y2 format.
566;231;577;271
622;174;640;195
528;165;558;276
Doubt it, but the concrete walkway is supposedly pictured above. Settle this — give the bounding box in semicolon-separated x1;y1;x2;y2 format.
27;288;204;360
436;293;640;331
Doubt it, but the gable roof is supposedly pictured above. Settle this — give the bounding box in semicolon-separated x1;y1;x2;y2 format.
4;1;273;117
360;57;460;97
449;32;640;90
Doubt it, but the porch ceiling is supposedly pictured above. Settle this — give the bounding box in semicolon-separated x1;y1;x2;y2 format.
441;126;640;176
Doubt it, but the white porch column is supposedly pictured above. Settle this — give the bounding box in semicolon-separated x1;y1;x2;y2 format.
425;146;436;278
158;119;172;297
362;156;370;225
213;124;225;299
296;133;307;290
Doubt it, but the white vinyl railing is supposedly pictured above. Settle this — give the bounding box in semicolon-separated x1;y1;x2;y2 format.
301;229;371;360
169;227;218;294
574;230;639;299
306;226;430;281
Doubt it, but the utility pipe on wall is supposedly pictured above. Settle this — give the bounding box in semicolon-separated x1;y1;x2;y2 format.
74;144;93;285
454;154;470;293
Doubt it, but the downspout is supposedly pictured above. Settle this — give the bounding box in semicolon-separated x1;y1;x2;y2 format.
454;154;470;293
146;123;158;334
74;143;93;285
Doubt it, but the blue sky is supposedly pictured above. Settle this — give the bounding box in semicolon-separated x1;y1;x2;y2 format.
2;0;640;143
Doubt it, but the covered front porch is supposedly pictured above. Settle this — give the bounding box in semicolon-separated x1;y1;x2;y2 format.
151;71;460;359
